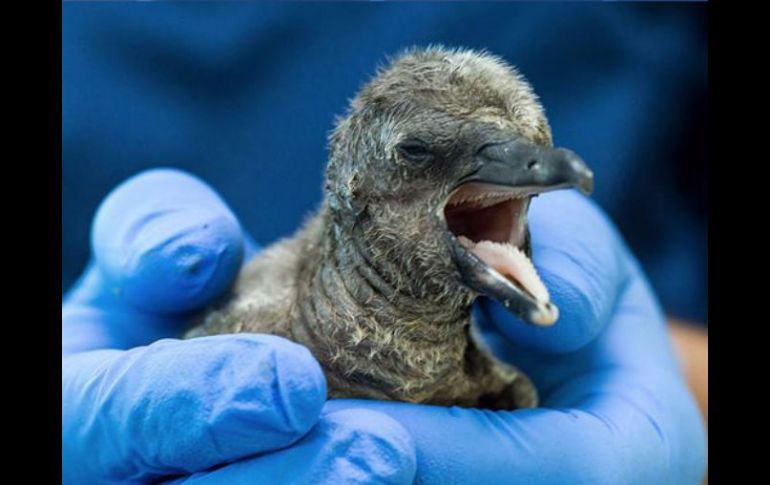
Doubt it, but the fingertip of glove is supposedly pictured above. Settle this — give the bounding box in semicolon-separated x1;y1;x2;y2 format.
119;209;243;313
257;334;329;437
192;334;327;440
131;335;328;466
477;275;602;355
319;408;418;484
91;168;245;314
539;268;605;352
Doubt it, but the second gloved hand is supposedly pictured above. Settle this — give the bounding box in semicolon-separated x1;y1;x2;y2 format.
327;190;708;484
62;169;416;484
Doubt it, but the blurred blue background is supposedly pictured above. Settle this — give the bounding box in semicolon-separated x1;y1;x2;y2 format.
62;2;707;324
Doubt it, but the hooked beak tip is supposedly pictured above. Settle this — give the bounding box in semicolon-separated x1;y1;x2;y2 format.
579;170;594;195
560;148;594;196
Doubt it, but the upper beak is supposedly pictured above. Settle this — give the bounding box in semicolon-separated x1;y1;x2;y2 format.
462;139;594;196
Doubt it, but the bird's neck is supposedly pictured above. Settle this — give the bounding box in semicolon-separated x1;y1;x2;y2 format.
292;207;474;400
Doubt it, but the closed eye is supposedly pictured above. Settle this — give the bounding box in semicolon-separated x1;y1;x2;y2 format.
397;140;433;162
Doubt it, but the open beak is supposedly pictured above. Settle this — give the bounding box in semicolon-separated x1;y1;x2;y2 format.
443;139;593;326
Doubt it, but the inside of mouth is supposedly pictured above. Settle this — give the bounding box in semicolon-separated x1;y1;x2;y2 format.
444;183;550;303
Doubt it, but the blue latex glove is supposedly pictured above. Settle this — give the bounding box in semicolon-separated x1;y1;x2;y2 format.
62;169;417;484
329;190;708;484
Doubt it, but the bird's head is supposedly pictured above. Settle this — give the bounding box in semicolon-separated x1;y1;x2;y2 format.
325;46;593;326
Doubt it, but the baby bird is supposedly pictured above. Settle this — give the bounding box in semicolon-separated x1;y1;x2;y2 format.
186;46;593;410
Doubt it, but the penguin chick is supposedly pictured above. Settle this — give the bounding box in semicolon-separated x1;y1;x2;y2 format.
186;46;593;409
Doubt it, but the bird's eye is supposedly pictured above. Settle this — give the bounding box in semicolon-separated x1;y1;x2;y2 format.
397;140;433;163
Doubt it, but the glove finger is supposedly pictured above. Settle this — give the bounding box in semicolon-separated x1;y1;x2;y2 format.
62;334;326;481
476;190;630;353
477;256;684;396
166;409;416;485
90;168;249;315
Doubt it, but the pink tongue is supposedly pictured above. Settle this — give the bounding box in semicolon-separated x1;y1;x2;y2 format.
458;236;550;303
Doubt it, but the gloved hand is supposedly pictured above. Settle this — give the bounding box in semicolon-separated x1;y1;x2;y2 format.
62;169;417;484
328;190;708;484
